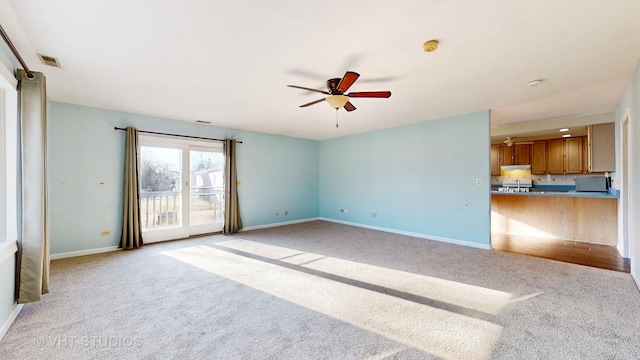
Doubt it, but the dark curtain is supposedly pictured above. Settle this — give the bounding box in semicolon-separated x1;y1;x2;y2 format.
120;127;143;249
223;139;242;234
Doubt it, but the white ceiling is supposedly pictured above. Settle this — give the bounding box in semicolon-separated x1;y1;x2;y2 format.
1;1;640;140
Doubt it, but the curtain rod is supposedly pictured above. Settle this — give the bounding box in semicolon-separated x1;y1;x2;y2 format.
114;127;243;144
0;23;35;79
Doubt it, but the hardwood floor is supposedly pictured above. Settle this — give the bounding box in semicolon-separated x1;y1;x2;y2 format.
491;233;630;273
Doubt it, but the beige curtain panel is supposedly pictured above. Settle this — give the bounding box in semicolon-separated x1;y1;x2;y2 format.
223;139;242;234
16;69;50;304
120;127;143;249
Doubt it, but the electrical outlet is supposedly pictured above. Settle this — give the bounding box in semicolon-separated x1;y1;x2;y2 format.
475;178;481;185
100;230;110;236
340;209;348;213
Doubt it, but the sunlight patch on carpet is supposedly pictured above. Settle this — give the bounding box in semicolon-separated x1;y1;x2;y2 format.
162;245;504;359
217;239;514;315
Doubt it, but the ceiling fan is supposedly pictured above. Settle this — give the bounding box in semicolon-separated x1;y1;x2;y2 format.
287;71;391;112
504;137;534;146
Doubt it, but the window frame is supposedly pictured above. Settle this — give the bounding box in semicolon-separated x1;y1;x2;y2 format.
0;61;18;262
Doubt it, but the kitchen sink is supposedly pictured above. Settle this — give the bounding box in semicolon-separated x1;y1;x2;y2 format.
528;189;570;193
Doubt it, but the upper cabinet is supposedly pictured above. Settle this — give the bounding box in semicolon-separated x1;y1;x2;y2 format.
491;121;615;175
514;144;531;165
531;141;547;174
547;139;565;174
501;145;515;165
492;143;532;175
490;145;501;175
565;137;584;174
587;123;615;172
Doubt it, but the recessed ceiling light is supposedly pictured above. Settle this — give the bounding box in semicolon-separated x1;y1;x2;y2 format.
559;128;569;132
423;40;438;52
562;134;571;138
527;79;543;87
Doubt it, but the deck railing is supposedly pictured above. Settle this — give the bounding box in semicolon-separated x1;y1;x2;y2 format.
140;188;223;229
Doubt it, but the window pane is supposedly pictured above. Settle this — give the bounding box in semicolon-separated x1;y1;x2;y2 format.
139;146;183;230
190;150;224;225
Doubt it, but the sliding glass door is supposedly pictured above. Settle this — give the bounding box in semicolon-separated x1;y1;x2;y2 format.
138;136;223;242
189;148;225;234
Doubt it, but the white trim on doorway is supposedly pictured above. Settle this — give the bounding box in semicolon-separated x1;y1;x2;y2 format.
618;108;631;258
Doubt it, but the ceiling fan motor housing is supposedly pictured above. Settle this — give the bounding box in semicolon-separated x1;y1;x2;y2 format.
326;78;341;94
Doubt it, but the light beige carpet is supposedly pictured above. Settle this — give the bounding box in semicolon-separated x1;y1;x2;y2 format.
1;221;639;359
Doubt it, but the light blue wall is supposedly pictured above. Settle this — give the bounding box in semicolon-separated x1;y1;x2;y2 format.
319;111;491;246
48;102;319;254
0;42;18;75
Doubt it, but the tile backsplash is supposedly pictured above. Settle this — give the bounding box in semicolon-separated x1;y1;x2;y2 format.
491;170;595;186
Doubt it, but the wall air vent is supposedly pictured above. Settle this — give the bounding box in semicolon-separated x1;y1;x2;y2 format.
37;53;61;68
196;120;211;124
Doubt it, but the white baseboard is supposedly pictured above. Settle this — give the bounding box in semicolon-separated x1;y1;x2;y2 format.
241;217;321;232
50;246;121;260
0;304;23;342
319;217;491;250
632;271;640;293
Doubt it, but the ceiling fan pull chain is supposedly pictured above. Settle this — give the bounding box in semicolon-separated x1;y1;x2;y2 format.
335;109;339;128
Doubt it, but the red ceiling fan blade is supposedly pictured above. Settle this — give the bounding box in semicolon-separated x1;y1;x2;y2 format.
299;98;326;107
344;102;356;112
336;71;360;93
347;91;391;98
287;85;330;95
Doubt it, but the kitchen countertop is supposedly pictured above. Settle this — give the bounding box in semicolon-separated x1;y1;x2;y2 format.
490;189;618;199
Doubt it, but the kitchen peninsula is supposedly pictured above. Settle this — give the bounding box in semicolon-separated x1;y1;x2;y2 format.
491;189;618;245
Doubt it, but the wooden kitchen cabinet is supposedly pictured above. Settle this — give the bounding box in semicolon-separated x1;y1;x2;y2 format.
542;137;586;174
514;144;531;165
531;141;547;174
501;145;515;165
588;123;615;172
491;145;501;175
565;137;584;173
547;139;565;174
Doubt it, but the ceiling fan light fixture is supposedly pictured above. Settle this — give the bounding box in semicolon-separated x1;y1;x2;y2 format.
504;137;514;146
423;40;439;52
326;95;349;109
